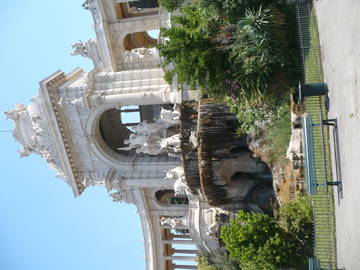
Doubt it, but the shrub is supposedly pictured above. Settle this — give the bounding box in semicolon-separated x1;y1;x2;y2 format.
158;0;183;11
224;90;289;135
262;102;292;166
159;2;299;99
158;4;231;95
199;0;280;23
225;6;299;96
275;196;314;256
198;251;240;270
220;203;313;270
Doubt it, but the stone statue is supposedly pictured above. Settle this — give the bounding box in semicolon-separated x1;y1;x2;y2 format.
82;178;105;187
118;105;182;156
82;0;90;10
133;120;165;135
123;47;158;63
5;103;27;121
157;105;180;127
160;134;181;156
204;208;221;239
6;99;67;181
71;41;88;58
118;132;163;156
189;130;198;149
165;166;190;196
109;189;127;203
70;39;102;68
160;216;188;228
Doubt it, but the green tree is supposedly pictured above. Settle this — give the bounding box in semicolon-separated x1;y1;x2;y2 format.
198;251;240;270
158;0;183;11
158;4;230;95
220;208;311;270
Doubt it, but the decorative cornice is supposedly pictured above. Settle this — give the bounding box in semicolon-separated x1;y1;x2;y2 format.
40;70;86;196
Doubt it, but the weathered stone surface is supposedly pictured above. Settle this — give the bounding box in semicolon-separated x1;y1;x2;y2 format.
180;100;275;213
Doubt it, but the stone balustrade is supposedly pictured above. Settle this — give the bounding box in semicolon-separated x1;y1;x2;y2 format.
160;218;198;270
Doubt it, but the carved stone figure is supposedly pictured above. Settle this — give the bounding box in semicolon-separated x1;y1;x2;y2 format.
204;208;221;239
123;47;158;63
189;131;198;149
71;41;88;58
158;105;180;127
160;134;181;155
71;39;103;68
4;103;27;121
118;106;181;156
6;99;67;180
109;188;127;203
82;0;90;10
83;178;105;187
165;166;190;196
160;216;188;228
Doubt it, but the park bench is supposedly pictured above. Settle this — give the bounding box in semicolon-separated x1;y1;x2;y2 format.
308;258;322;270
302;115;341;194
308;257;345;270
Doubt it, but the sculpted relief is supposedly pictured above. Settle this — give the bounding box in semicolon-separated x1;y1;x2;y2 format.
71;39;103;68
118;106;181;156
5;97;66;180
123;47;158;63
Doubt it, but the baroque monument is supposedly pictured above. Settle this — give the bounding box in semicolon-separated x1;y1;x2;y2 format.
6;1;274;269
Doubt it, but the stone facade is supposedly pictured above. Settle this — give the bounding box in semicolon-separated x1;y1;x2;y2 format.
7;1;274;270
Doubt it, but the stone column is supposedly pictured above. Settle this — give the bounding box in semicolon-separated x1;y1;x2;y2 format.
161;224;188;230
166;256;197;261
163;240;195;245
171;234;191;239
172;249;197;255
172;264;197;270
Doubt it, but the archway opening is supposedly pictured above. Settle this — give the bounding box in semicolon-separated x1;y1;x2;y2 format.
129;0;159;9
155;190;189;205
124;32;158;51
98;105;163;155
115;1;159;20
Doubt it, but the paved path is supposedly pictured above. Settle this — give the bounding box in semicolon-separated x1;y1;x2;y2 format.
315;1;360;269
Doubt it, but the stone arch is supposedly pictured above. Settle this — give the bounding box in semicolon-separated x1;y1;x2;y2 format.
115;2;159;20
155;190;189;206
85;104;179;172
112;15;159;64
98;107;134;153
124;31;157;50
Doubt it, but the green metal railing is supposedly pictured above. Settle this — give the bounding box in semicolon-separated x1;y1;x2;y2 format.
295;1;338;269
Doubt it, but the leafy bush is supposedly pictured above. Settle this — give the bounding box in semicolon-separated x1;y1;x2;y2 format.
199;0;280;23
224;90;289;135
198;251;240;270
262;102;292;166
275;196;314;254
158;5;231;94
220;200;313;270
159;1;299;98
223;6;299;95
158;0;183;11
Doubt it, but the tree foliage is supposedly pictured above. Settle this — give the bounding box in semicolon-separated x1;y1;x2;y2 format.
197;251;240;270
158;0;184;11
158;5;231;94
158;1;299;99
220;198;313;270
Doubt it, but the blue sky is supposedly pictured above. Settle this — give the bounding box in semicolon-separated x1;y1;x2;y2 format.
0;1;146;269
